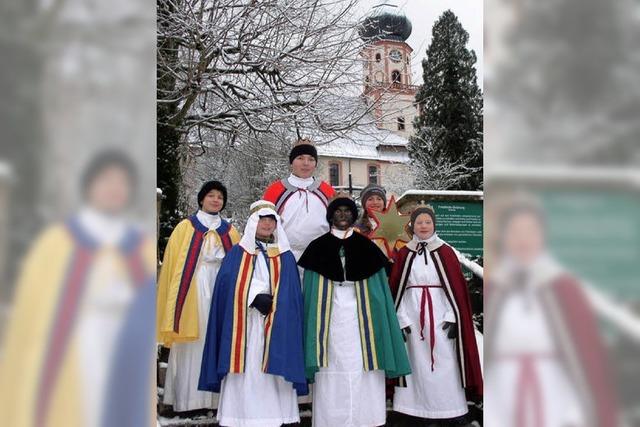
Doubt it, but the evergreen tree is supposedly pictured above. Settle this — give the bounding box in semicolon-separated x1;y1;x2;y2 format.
157;0;186;257
409;10;483;190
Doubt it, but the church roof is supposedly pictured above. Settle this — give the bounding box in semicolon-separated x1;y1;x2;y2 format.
316;125;410;163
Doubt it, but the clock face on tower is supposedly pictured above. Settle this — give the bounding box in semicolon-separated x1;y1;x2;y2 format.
389;49;402;63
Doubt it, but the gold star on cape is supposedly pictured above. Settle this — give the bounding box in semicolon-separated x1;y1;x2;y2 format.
370;196;411;251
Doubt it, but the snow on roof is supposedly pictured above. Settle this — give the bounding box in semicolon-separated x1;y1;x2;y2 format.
401;190;484;197
398;190;484;204
487;166;640;188
316;125;410;163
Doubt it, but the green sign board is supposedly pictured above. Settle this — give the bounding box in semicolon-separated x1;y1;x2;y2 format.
397;192;484;261
541;189;640;299
429;201;483;260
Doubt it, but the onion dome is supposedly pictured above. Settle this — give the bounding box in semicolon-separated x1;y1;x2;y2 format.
359;1;412;42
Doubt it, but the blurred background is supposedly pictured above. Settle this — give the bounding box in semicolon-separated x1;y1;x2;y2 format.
0;0;155;425
485;0;640;425
1;0;638;425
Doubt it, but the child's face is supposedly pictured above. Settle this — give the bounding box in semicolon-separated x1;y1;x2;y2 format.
365;195;385;213
332;206;354;230
202;189;224;214
413;213;435;240
256;216;277;239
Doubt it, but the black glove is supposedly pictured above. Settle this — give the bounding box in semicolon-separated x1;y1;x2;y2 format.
250;293;273;316
402;326;411;342
442;321;458;339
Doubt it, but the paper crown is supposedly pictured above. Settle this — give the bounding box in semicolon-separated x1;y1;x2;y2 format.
329;191;353;203
413;200;435;212
293;138;314;147
249;200;277;216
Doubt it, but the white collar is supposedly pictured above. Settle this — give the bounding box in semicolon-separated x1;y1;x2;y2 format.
288;173;314;189
493;252;564;289
331;227;354;239
196;209;221;230
406;232;444;252
78;206;127;246
412;232;439;244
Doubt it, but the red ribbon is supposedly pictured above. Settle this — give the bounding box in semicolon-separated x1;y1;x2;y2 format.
492;353;553;427
407;285;441;371
515;354;545;427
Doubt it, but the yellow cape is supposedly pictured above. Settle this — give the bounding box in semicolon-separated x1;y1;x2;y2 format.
0;223;156;427
156;218;240;347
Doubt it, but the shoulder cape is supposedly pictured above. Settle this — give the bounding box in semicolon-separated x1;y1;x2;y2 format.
156;214;240;346
198;245;308;396
302;268;411;382
390;241;483;397
298;231;389;282
263;179;335;213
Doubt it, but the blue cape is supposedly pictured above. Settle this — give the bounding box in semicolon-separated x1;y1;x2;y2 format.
198;245;308;396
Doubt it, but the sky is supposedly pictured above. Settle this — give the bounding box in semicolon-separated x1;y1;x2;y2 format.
358;0;484;88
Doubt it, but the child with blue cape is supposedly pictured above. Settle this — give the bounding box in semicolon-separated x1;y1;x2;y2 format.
199;200;308;427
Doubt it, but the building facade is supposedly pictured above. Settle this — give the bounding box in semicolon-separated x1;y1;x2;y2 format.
316;1;418;199
316;127;414;197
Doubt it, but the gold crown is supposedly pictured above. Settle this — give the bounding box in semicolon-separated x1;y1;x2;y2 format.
293;138;315;147
249;201;277;216
406;200;435;216
416;200;435;211
329;191;353;203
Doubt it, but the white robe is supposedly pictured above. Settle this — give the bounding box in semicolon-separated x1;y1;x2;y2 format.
75;207;135;426
278;175;331;406
279;174;330;261
217;243;299;427
312;228;386;427
163;210;223;411
393;238;468;419
484;257;585;427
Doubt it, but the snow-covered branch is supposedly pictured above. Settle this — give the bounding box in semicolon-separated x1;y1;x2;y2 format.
158;0;372;140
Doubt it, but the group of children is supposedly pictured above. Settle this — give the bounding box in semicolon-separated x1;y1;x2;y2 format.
157;139;482;427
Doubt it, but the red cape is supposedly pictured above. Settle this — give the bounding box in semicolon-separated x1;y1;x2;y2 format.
485;272;618;426
390;240;483;398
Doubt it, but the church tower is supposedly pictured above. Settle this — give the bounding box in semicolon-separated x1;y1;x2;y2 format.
360;1;418;139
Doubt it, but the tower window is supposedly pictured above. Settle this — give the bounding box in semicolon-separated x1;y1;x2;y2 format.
375;53;381;62
391;70;401;84
368;164;380;185
329;162;341;186
397;116;405;131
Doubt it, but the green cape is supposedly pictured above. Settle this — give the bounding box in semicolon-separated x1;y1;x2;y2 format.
303;268;411;382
